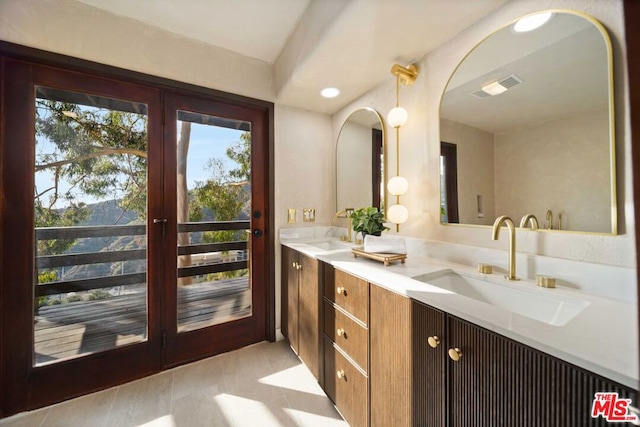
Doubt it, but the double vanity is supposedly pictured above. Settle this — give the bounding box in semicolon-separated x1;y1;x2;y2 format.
306;7;635;426
281;231;637;426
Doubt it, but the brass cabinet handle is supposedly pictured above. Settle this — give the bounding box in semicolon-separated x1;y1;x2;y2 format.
337;328;345;337
336;369;346;380
336;286;346;295
292;262;296;268
297;263;302;270
448;348;462;362
427;336;440;348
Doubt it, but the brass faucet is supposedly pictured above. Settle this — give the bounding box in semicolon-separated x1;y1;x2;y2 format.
558;212;563;230
492;215;519;281
519;214;539;229
333;209;353;242
545;209;553;229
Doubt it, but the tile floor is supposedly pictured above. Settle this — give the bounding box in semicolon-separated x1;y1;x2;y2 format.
0;339;349;427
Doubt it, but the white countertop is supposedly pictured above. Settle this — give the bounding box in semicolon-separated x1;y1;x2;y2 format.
282;238;639;390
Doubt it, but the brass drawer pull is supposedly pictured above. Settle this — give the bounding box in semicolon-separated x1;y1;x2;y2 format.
337;328;345;337
337;369;346;380
427;336;440;348
448;348;462;362
336;286;346;296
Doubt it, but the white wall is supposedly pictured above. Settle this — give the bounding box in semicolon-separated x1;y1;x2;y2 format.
274;106;334;329
495;109;611;233
334;0;635;270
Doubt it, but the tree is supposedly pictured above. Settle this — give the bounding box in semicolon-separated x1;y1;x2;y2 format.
34;98;149;305
35;99;148;218
192;132;251;281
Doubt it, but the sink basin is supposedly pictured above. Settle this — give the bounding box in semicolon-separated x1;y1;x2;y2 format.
412;270;589;326
305;240;350;251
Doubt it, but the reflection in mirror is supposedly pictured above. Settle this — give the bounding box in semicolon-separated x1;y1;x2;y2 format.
439;11;616;234
336;108;386;212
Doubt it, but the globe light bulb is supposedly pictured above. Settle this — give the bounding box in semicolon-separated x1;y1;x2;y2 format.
387;107;408;128
387;176;409;196
387;204;409;224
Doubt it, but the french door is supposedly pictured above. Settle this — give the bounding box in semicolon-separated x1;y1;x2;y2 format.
0;57;271;416
162;93;269;366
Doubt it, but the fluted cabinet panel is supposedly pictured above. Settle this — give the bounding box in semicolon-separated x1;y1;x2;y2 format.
412;301;446;427
448;316;637;427
370;285;412;427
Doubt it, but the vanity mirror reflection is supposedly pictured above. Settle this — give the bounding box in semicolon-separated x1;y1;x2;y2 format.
336;108;387;212
439;11;616;234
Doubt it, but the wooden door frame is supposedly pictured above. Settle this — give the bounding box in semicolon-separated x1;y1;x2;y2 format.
440;141;459;224
0;41;275;418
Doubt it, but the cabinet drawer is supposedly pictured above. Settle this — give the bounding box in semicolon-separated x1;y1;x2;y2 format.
324;301;368;372
324;338;368;427
325;268;369;324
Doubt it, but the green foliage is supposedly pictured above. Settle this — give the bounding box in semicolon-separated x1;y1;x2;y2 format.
66;293;83;303
192;132;251;280
88;289;111;300
206;268;248;282
35;99;148;218
193;138;251;241
226;132;251;182
349;207;389;236
35;200;90;256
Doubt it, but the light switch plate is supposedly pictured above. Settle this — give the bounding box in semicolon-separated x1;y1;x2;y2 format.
303;208;316;222
287;208;296;224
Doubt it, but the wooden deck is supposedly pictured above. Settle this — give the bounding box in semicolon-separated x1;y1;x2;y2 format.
34;278;251;365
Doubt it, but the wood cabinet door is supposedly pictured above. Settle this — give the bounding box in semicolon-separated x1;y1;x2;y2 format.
447;315;638;426
298;253;320;379
447;316;501;427
324;338;369;427
412;300;446;427
370;284;411;427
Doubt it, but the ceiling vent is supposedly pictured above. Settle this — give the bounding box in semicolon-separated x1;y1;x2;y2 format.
471;74;523;98
499;74;523;89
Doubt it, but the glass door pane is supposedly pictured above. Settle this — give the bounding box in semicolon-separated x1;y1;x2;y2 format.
175;110;252;333
34;87;149;365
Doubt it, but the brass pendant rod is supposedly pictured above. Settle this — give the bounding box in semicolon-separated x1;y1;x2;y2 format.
396;74;401;233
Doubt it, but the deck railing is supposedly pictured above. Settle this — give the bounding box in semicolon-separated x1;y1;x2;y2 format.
35;220;250;297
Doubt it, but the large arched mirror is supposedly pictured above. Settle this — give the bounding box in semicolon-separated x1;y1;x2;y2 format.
336;108;386;212
439;10;616;234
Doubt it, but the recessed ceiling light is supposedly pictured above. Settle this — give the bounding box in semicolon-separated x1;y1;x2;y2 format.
514;12;553;33
320;87;340;98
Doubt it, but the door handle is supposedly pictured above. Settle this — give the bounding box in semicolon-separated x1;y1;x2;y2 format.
253;229;263;237
153;218;167;237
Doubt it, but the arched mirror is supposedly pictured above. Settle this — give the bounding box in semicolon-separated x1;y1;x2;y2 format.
439;10;616;234
336;108;386;212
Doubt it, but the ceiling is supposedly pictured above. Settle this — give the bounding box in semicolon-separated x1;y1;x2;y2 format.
74;0;508;114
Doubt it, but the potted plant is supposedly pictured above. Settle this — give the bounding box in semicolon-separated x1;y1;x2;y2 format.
349;207;389;240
